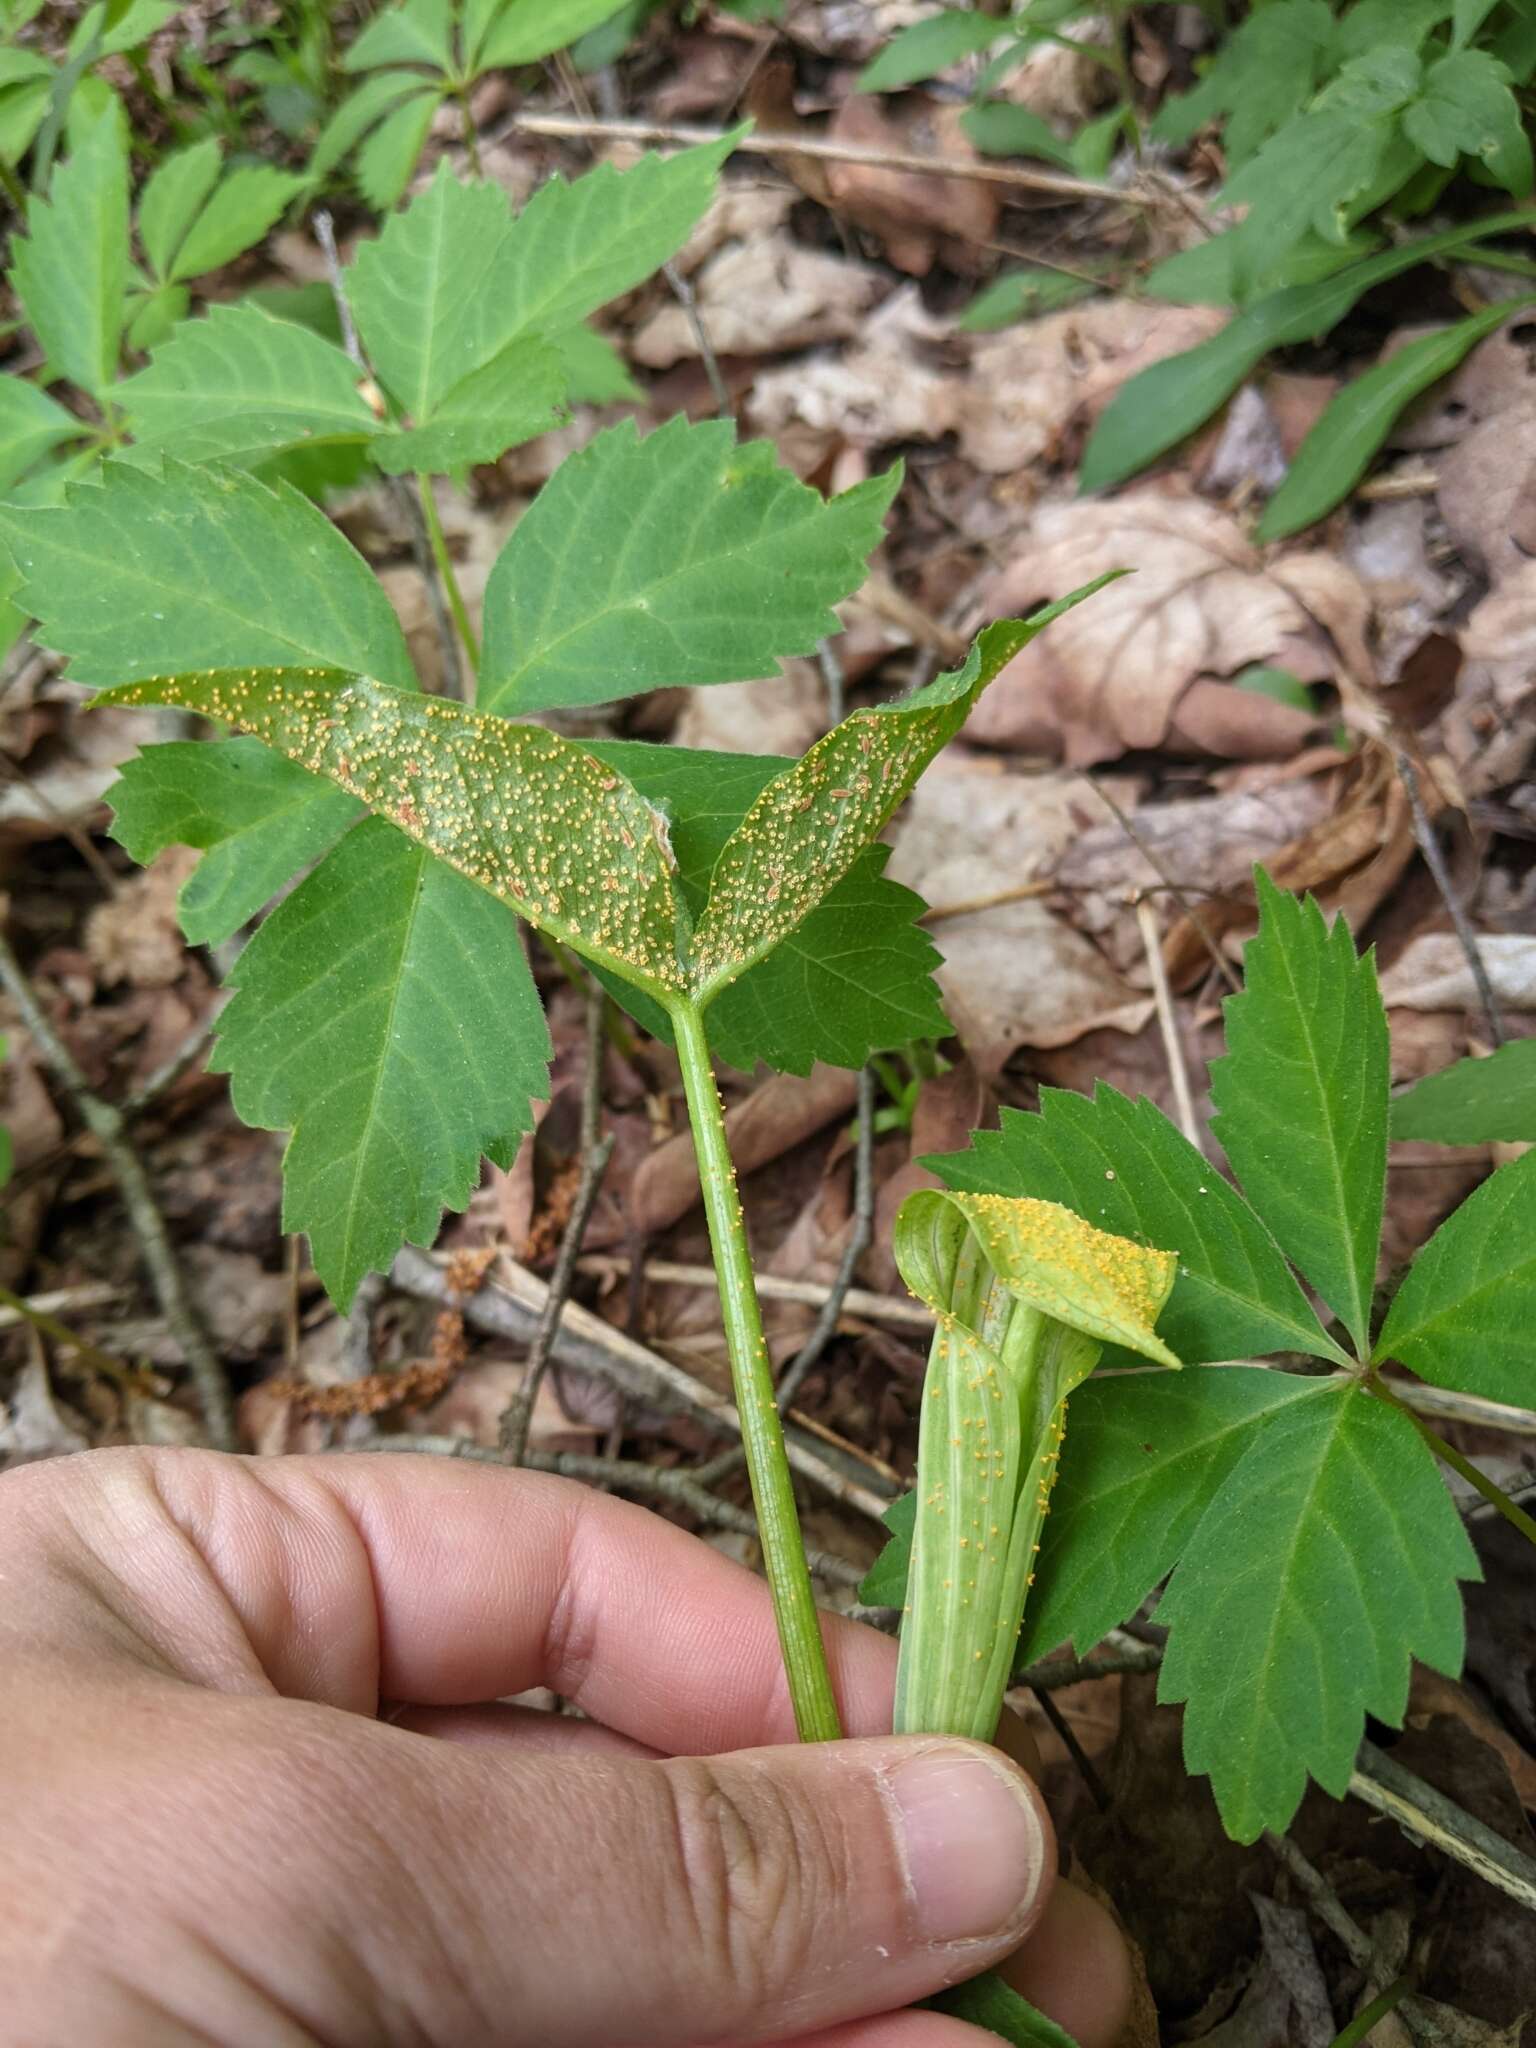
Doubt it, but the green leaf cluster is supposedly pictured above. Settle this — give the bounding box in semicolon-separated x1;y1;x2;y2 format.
0;0;176;171
313;0;636;208
1071;0;1536;516
861;869;1532;1843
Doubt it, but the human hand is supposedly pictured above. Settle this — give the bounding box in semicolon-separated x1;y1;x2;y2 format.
0;1447;1130;2047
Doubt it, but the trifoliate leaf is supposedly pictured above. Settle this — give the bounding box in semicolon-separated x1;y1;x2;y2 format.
0;460;415;687
477;418;899;716
1403;48;1533;195
371;334;566;474
117;303;383;470
137;136;221;281
688;590;1112;1006
1158;1382;1477;1840
0;372;86;492
106;737;360;946
9;99;127;397
927;1083;1347;1368
1375;1147;1536;1405
1390;1038;1536;1145
587;739;948;1073
93;668;686;997
1018;1365;1321;1664
1211;872;1387;1358
213;816;550;1308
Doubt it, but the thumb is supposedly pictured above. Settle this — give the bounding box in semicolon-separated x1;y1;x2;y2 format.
381;1729;1055;2047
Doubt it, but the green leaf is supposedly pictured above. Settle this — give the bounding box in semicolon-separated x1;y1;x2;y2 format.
342;0;453;74
168;164;305;282
955;268;1098;333
1391;1039;1536;1145
1375;1147;1536;1405
347;163;519;419
1235;664;1316;715
0;459;416;687
1150;0;1334;167
586;740;949;1074
859;1487;915;1606
9;98;127;397
858;10;1007;92
689;593;1110;1006
117;302;383;469
1019;1366;1322;1664
370;333;566;474
106;737;360;945
1454;0;1504;48
213;816;551;1308
1158;1383;1477;1839
1259;298;1532;540
475;130;736;346
125;280;189;353
925;1975;1080;2048
309;69;425;183
1210;873;1387;1358
961;101;1076;167
1404;48;1533;195
0;48;55;87
551;323;640;404
927;1083;1346;1368
92;0;178;56
1220;109;1399;284
1144;226;1376;308
0;371;86;492
92;667;687;997
477;418;898;716
1079;210;1535;491
137;135;221;280
471;0;634;69
356;84;442;210
0;76;51;165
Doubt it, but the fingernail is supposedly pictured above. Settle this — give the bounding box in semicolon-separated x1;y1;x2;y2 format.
889;1743;1049;1945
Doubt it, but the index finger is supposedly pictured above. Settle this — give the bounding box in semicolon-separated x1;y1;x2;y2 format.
30;1447;899;1756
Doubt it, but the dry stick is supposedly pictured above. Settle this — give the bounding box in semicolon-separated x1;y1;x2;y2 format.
0;1283;158;1392
501;111;1161;207
1016;1638;1164;1691
120;1007;222;1120
1395;751;1504;1048
390;1244;894;1523
0;934;235;1448
693;1066;878;1491
0;1280;123;1332
1136;894;1203;1152
1088;775;1242;995
1350;1738;1536;1914
313;208;467;699
362;1433;866;1588
502;978;613;1463
341;1270;388;1383
577;1252;935;1329
1029;1680;1110;1809
663;260;733;417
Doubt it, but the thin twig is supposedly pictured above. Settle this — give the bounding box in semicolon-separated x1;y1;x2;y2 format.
1087;776;1241;994
502;979;613;1463
1264;1828;1376;1971
359;1434;866;1587
1350;1737;1536;1914
0;1283;160;1393
695;1068;877;1491
1395;751;1504;1047
499;111;1165;207
313;210;363;367
663;260;732;416
415;472;480;679
576;1252;934;1329
0;1281;123;1332
920;879;1055;923
119;1008;221;1120
390;1245;894;1523
341;1270;388;1382
1136;895;1203;1151
0;934;235;1448
817;639;845;727
1015;1638;1165;1690
1029;1681;1110;1808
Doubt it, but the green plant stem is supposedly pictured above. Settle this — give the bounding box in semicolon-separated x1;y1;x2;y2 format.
1370;1376;1536;1548
415;474;480;671
669;996;843;1742
1327;1977;1411;2048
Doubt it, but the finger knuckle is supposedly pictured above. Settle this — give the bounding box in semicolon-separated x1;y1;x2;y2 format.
659;1757;826;2003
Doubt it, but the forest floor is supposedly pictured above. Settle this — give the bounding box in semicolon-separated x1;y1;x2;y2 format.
3;4;1535;2042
